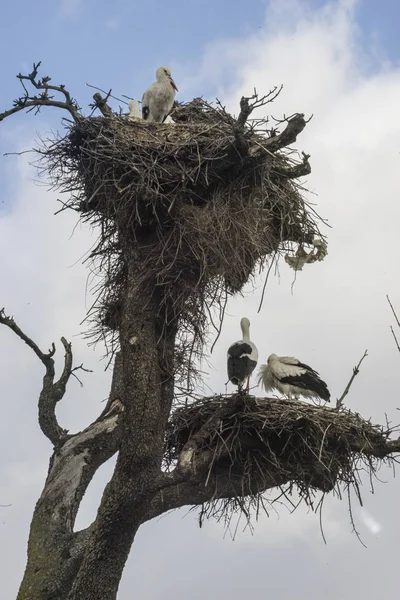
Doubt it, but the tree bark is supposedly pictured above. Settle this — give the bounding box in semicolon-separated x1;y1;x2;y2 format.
68;250;177;600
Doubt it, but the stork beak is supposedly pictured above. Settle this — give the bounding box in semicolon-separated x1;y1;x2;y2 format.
170;77;178;92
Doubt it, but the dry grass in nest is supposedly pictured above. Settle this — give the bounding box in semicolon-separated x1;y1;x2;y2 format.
39;98;325;378
165;395;396;528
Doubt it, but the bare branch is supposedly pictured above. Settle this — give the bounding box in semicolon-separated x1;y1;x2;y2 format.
0;308;54;366
91;93;114;117
387;295;400;328
250;113;307;156
233;87;283;154
387;295;400;353
0;61;80;124
0;308;76;444
390;326;400;353
336;350;368;410
275;152;311;179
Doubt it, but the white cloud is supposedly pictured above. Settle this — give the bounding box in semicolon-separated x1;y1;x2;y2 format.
60;0;82;18
2;1;400;598
105;17;121;30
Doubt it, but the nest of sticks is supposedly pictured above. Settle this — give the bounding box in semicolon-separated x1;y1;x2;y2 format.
40;94;324;375
165;395;396;525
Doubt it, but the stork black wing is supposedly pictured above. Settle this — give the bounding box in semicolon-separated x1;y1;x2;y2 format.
227;342;252;358
142;105;149;120
280;372;330;401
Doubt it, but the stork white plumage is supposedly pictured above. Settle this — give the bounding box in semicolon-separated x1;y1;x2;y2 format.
227;318;258;392
258;354;330;402
128;99;141;120
142;66;178;123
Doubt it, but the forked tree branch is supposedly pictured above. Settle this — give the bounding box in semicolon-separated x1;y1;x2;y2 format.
336;350;368;410
0;61;80;123
0;308;84;444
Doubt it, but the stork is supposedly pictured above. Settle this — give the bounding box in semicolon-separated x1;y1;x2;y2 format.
258;354;330;402
142;66;178;123
128;99;141;120
227;318;258;392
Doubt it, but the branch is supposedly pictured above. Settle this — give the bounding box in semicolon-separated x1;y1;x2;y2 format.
250;113;307;156
91;92;114;117
233;87;283;154
387;295;400;353
0;307;55;365
0;61;80;123
0;308;83;444
336;350;368;409
176;394;245;477
275;152;311;178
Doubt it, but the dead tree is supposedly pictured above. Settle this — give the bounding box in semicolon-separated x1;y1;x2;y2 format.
1;63;400;600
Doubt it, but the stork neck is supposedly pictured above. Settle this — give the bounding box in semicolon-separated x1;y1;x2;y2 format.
241;324;250;342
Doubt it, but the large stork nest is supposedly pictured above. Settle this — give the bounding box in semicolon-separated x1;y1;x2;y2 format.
165;395;397;526
41;94;325;380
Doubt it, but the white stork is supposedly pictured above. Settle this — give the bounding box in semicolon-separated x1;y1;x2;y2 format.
142;66;178;123
227;318;258;392
258;354;330;402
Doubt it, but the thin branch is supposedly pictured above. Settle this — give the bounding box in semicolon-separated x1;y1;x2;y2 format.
336;350;368;410
0;308;54;366
390;326;400;353
387;296;400;353
387;295;400;328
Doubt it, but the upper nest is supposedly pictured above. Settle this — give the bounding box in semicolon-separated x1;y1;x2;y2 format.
40;97;326;360
165;395;393;522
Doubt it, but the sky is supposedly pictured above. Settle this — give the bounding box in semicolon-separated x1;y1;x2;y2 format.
1;0;400;598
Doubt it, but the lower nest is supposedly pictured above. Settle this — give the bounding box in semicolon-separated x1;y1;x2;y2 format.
165;395;389;500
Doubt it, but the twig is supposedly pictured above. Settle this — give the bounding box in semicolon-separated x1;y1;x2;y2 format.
387;295;400;328
390;326;400;353
387;296;400;353
336;350;368;410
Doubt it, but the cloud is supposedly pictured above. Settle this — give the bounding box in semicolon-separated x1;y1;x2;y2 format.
105;17;121;30
60;0;82;18
2;1;400;598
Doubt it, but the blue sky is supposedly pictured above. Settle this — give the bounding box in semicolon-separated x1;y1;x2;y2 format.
2;1;400;598
0;0;399;119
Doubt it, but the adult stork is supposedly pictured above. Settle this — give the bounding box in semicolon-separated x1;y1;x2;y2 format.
258;354;330;402
142;66;178;123
227;318;258;392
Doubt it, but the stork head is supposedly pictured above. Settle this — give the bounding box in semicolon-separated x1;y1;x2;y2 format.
156;66;178;92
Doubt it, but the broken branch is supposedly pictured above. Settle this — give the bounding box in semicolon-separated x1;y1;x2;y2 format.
336;350;368;410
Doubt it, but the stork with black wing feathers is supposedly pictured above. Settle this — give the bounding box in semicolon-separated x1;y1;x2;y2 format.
258;353;330;402
227;318;258;392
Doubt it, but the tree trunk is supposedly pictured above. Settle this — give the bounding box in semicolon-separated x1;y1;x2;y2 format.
68;250;177;600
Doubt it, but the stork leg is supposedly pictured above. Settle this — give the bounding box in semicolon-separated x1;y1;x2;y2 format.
245;376;250;393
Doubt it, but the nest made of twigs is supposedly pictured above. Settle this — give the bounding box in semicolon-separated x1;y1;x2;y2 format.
165;395;394;525
39;99;325;374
